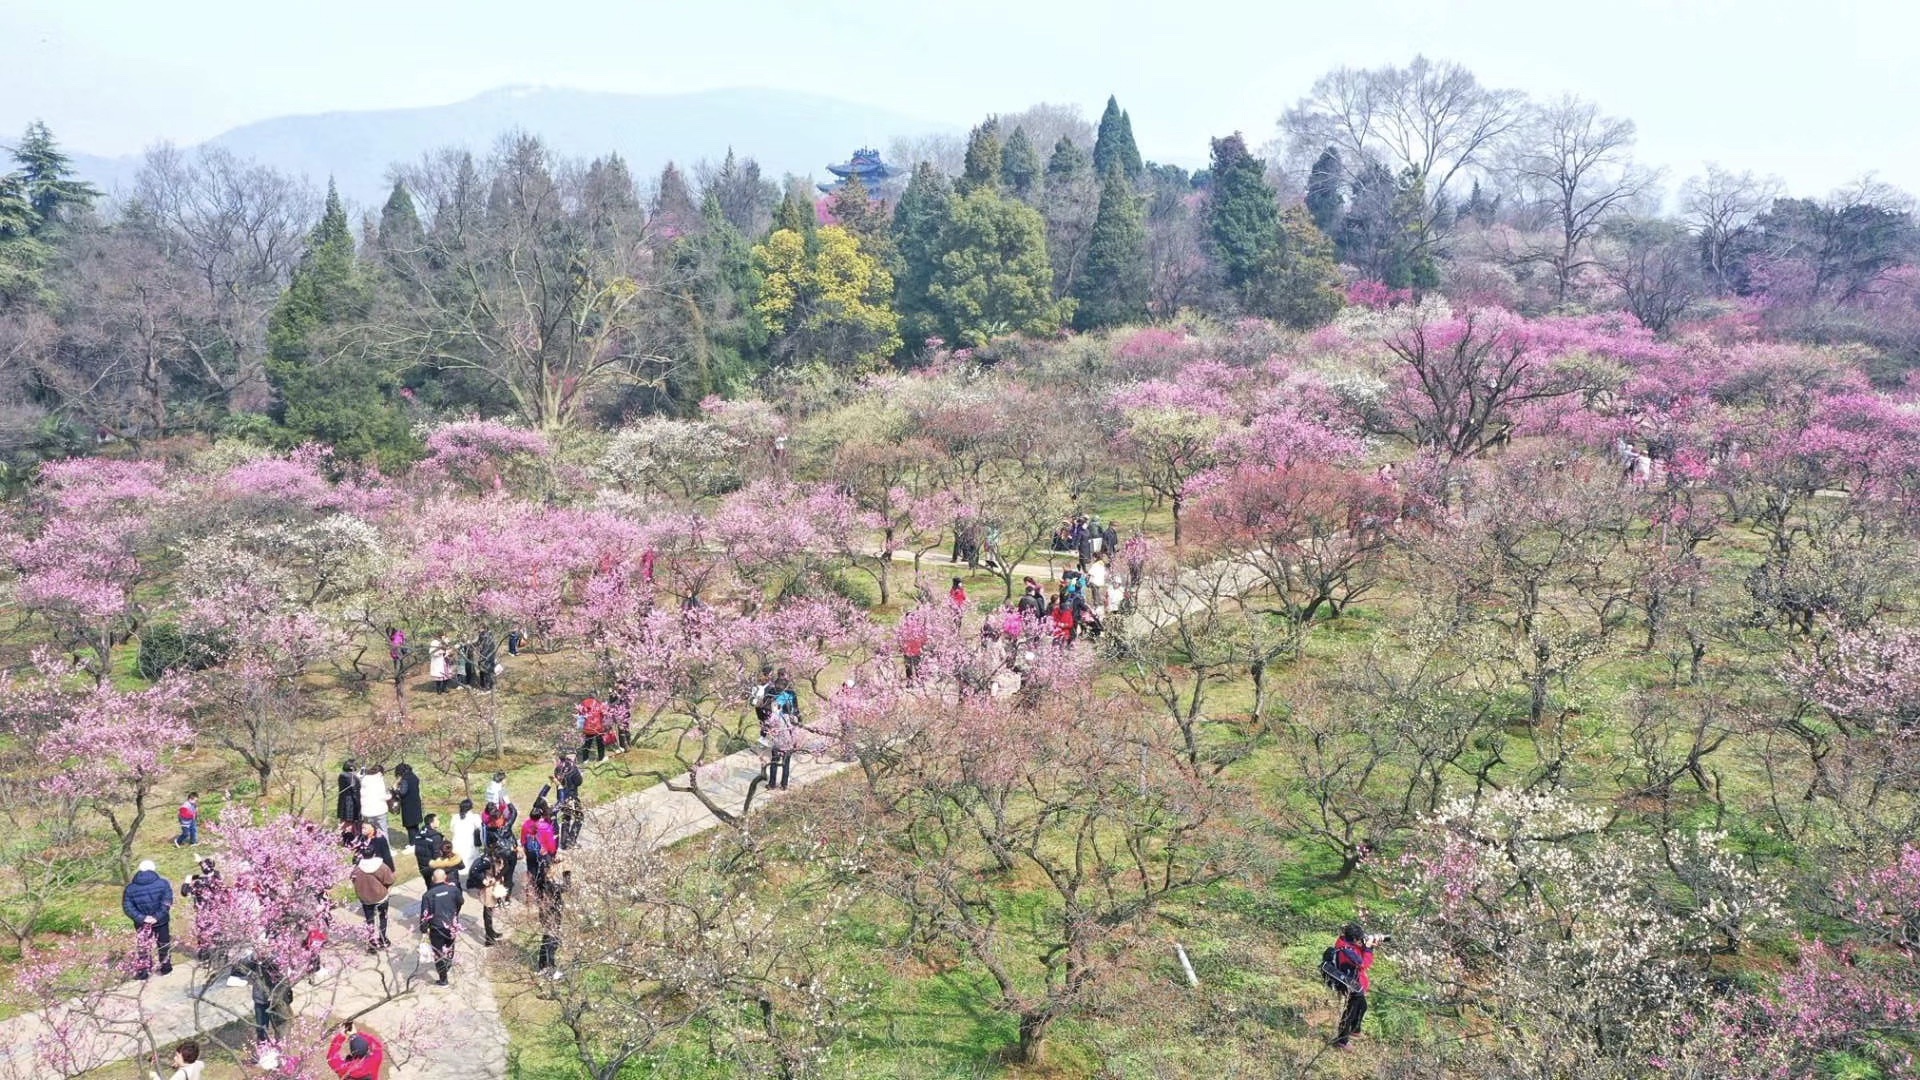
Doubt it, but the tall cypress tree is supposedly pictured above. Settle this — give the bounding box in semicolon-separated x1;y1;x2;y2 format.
958;121;1003;195
1305;148;1344;236
1204;133;1281;309
1092;97;1143;182
267;181;412;463
377;181;423;257
772;182;817;240
1118;110;1144;180
1072;165;1149;330
1000;126;1041;199
652;162;700;236
891;163;956;345
827;172;892;260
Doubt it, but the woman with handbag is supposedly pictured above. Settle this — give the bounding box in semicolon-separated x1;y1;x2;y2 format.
479;861;505;945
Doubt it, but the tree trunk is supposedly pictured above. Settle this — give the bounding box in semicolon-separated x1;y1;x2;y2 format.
1015;1011;1053;1066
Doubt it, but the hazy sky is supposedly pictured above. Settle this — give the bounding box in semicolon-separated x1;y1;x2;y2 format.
3;0;1914;197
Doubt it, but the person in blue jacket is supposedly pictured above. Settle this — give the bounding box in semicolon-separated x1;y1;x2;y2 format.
122;859;175;978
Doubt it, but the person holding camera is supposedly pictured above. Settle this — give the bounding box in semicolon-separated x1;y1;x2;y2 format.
326;1022;385;1079
1323;922;1383;1048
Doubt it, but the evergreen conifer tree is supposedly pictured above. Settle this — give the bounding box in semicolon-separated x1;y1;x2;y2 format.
377;181;423;257
652;162;701;237
891;163;955;346
1072;165;1149;330
11;121;98;230
773;183;817;240
1305;148;1344;236
959;120;1003;195
1047;137;1090;184
1092;97;1143;182
0;171;46;303
267;181;413;464
827;173;892;260
1268;205;1346;328
1204;133;1282;309
1000;126;1041;198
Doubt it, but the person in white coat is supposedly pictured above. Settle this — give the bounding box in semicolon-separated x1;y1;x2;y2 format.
449;797;484;884
358;766;391;835
428;637;449;693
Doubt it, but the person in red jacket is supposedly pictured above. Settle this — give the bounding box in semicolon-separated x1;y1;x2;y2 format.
948;577;968;609
1329;922;1376;1048
326;1025;384;1078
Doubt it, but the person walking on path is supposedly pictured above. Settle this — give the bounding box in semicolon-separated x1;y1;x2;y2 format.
326;1025;386;1079
122;859;174;979
1326;922;1377;1048
392;763;423;848
148;1040;203;1080
350;855;395;950
418;869;464;986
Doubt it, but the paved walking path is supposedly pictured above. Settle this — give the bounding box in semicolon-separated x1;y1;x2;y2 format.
0;747;850;1079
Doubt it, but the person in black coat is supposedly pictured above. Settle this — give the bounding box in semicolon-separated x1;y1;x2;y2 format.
476;629;498;691
336;761;360;823
356;820;394;872
411;814;445;881
392;763;424;845
418;870;465;986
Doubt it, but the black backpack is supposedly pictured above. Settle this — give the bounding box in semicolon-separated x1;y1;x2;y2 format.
1319;945;1361;994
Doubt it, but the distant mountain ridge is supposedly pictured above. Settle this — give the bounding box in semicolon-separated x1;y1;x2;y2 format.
68;86;957;211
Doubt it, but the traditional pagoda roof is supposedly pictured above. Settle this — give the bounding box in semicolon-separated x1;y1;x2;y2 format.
819;148;898;193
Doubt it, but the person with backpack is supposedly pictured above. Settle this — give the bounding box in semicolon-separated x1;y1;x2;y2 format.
1322;922;1379;1048
521;805;558;891
483;796;520;900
